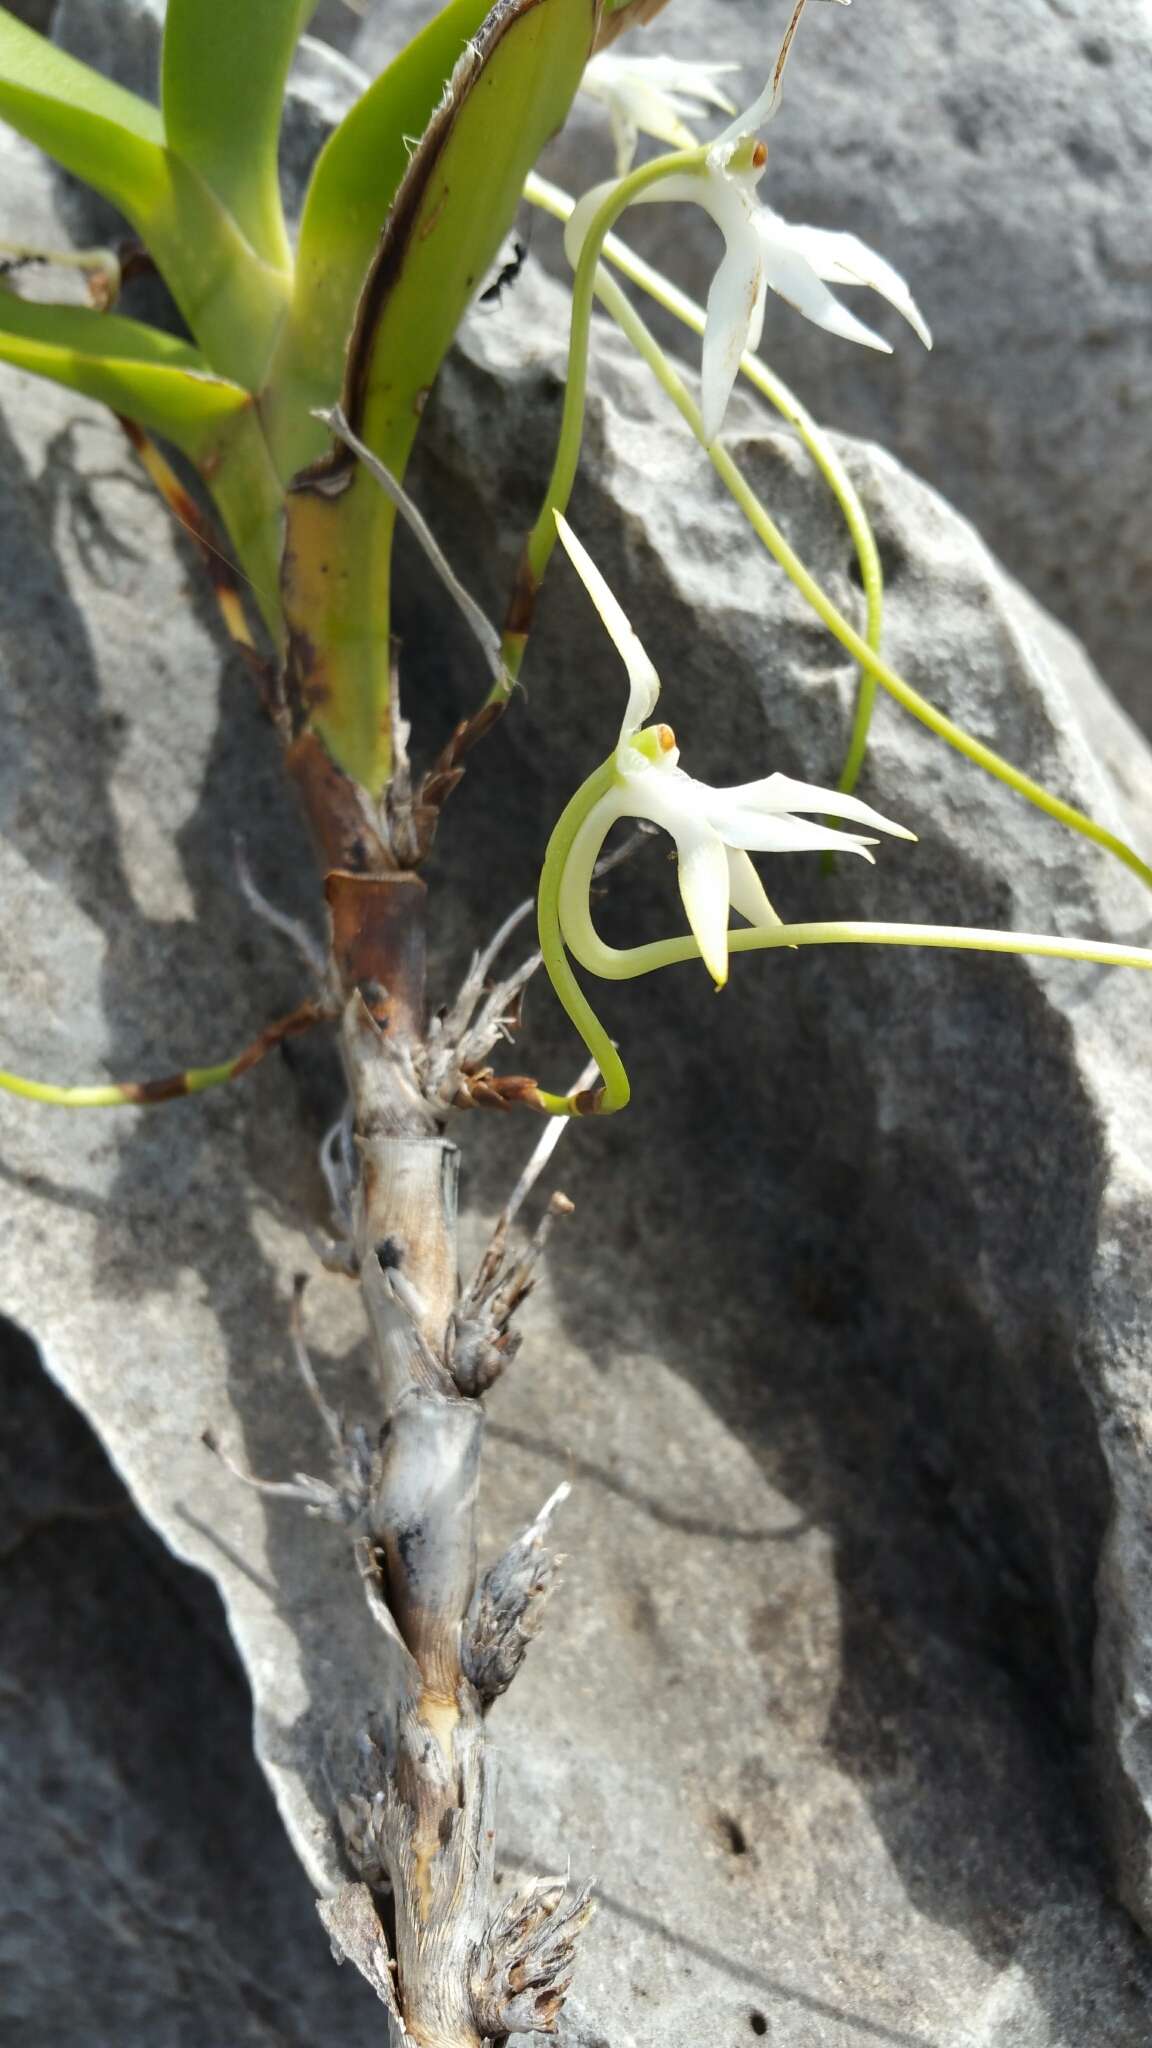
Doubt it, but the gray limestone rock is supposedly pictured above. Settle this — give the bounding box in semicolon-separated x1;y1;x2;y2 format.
4;24;1152;2048
0;1318;384;2045
50;0;165;102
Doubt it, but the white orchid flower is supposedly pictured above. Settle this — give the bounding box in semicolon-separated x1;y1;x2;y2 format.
657;148;931;442
569;138;931;446
578;51;741;176
568;0;929;446
554;515;914;989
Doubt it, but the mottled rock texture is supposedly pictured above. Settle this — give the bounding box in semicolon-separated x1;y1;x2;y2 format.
0;1319;383;2046
4;8;1152;2046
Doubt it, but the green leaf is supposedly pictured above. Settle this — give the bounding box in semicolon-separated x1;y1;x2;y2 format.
153;157;293;391
200;413;288;636
263;0;498;478
161;0;316;273
0;289;252;448
0;284;284;615
119;404;288;641
0;10;166;213
279;0;596;792
0;11;289;390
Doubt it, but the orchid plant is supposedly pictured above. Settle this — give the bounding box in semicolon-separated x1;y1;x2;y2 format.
1;0;1151;2039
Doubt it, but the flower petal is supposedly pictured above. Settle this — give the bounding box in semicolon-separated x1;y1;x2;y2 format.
624;55;742;117
716;772;916;840
615;85;698;156
578;55;741;175
563;175;616;268
554;514;661;741
699;210;766;441
712;0;819;145
718;809;878;860
780;224;931;348
758;211;892;353
630;164;767;443
725;846;783;927
607;101;642;177
617;759;712;828
676;822;733;985
580;68;693;172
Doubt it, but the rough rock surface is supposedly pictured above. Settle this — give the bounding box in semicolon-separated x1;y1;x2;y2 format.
359;0;1152;729
5;37;1152;2048
0;1318;383;2046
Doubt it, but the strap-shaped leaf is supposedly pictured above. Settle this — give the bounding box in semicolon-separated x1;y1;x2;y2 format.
0;11;166;214
162;0;316;273
0;290;251;448
0;12;288;390
263;0;495;478
280;0;596;793
0;288;284;614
